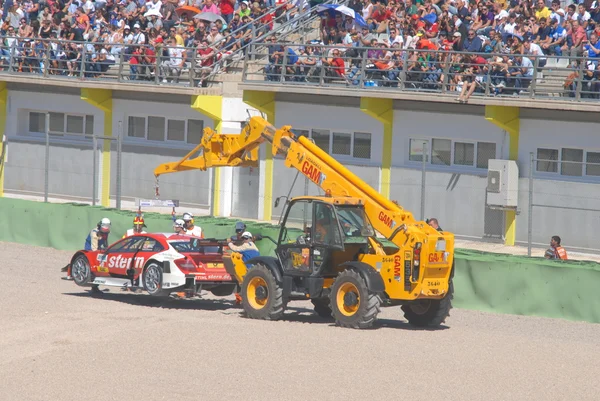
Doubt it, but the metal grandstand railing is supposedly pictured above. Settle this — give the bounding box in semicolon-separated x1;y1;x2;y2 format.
204;0;344;82
242;43;600;103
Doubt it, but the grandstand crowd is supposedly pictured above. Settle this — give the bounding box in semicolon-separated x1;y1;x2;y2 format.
0;0;292;84
262;0;600;99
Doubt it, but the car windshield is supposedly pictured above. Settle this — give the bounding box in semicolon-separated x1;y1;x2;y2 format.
335;206;375;243
169;240;221;254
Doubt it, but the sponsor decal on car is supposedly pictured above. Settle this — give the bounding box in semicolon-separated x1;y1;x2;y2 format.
107;255;146;269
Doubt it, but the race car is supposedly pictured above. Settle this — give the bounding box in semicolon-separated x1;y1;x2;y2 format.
63;233;238;298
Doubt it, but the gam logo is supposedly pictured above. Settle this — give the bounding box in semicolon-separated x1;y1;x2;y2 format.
301;161;326;186
378;212;397;229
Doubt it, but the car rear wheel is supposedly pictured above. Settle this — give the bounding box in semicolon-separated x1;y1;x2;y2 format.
71;255;93;287
142;262;170;297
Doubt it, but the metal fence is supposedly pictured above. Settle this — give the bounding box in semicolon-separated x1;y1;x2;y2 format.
242;43;600;103
527;154;600;259
3;113;123;208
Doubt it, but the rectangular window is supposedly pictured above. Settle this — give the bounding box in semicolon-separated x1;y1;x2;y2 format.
477;142;496;169
332;132;351;156
167;119;185;141
536;148;558;173
586;152;600;176
128;116;145;138
409;139;428;162
453;142;474;166
431;138;451;166
147;116;165;141
311;129;330;153
29;112;46;133
187;119;204;144
85;115;94;135
561;148;583;176
353;132;371;159
66;115;84;134
49;113;65;133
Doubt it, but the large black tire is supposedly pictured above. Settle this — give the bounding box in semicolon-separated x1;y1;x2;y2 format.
402;280;454;327
142;262;170;297
311;298;333;319
71;255;94;287
329;270;381;329
241;264;285;320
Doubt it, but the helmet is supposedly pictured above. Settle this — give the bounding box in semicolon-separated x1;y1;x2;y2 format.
182;213;194;227
133;216;146;227
174;219;185;229
99;217;111;233
241;231;253;240
235;221;246;233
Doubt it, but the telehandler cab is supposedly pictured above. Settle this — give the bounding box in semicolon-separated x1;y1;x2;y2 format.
154;116;455;329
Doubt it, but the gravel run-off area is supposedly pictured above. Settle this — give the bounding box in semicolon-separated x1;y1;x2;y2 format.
1;241;599;401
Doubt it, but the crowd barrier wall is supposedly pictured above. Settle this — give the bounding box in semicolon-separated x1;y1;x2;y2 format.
1;197;598;324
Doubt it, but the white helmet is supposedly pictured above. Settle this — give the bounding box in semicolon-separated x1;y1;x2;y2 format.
241;231;253;239
182;212;193;221
174;219;185;229
99;217;111;233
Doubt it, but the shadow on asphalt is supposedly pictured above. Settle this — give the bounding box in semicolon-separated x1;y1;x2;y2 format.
63;290;236;311
63;291;450;331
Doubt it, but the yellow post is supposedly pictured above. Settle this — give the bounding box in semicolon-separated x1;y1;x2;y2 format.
0;82;7;197
242;90;275;222
485;105;520;246
191;95;223;216
81;88;112;207
360;97;393;199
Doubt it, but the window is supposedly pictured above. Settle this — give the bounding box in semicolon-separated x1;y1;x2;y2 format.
187;119;204;144
28;111;93;137
409;138;495;169
536;148;558;173
332;132;351;156
536;147;600;178
148;116;165;141
586;152;600;176
167;119;185;141
432;139;451;166
409;139;429;162
127;116;206;144
128;116;145;138
561;148;583;177
311;129;330;152
292;129;309;138
454;142;474;166
353;132;371;159
29;112;46;133
477;142;496;169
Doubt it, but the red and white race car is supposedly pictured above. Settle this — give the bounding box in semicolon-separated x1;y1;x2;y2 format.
64;233;238;297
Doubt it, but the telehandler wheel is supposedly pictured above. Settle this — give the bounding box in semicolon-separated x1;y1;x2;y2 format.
329;270;381;329
311;298;333;319
402;280;454;327
241;263;285;321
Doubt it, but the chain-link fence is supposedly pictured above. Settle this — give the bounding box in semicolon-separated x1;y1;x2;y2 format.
3;112;123;207
527;153;600;261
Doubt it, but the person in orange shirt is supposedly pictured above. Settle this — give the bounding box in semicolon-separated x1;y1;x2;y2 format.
544;236;568;260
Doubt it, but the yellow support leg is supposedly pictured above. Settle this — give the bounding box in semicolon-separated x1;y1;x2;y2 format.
0;82;7;197
191;95;223;216
360;97;393;199
485;105;520;246
243;91;275;222
81;88;112;207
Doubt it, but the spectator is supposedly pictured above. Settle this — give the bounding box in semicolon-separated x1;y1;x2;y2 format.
427;218;443;232
160;37;184;83
544;235;568;260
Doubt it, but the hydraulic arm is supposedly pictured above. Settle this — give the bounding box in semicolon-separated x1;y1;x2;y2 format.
155;116;429;247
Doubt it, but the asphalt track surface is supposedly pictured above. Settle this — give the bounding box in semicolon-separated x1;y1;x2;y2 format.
1;242;599;401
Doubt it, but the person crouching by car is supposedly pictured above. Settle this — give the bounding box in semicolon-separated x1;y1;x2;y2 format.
85;218;111;251
123;215;147;238
228;231;260;305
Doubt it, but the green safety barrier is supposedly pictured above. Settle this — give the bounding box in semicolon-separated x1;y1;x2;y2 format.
1;197;599;324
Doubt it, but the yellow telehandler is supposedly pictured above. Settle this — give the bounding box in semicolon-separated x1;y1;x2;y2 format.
154;116;455;329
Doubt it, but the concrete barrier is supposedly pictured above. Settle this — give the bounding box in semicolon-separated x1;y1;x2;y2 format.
1;197;598;324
